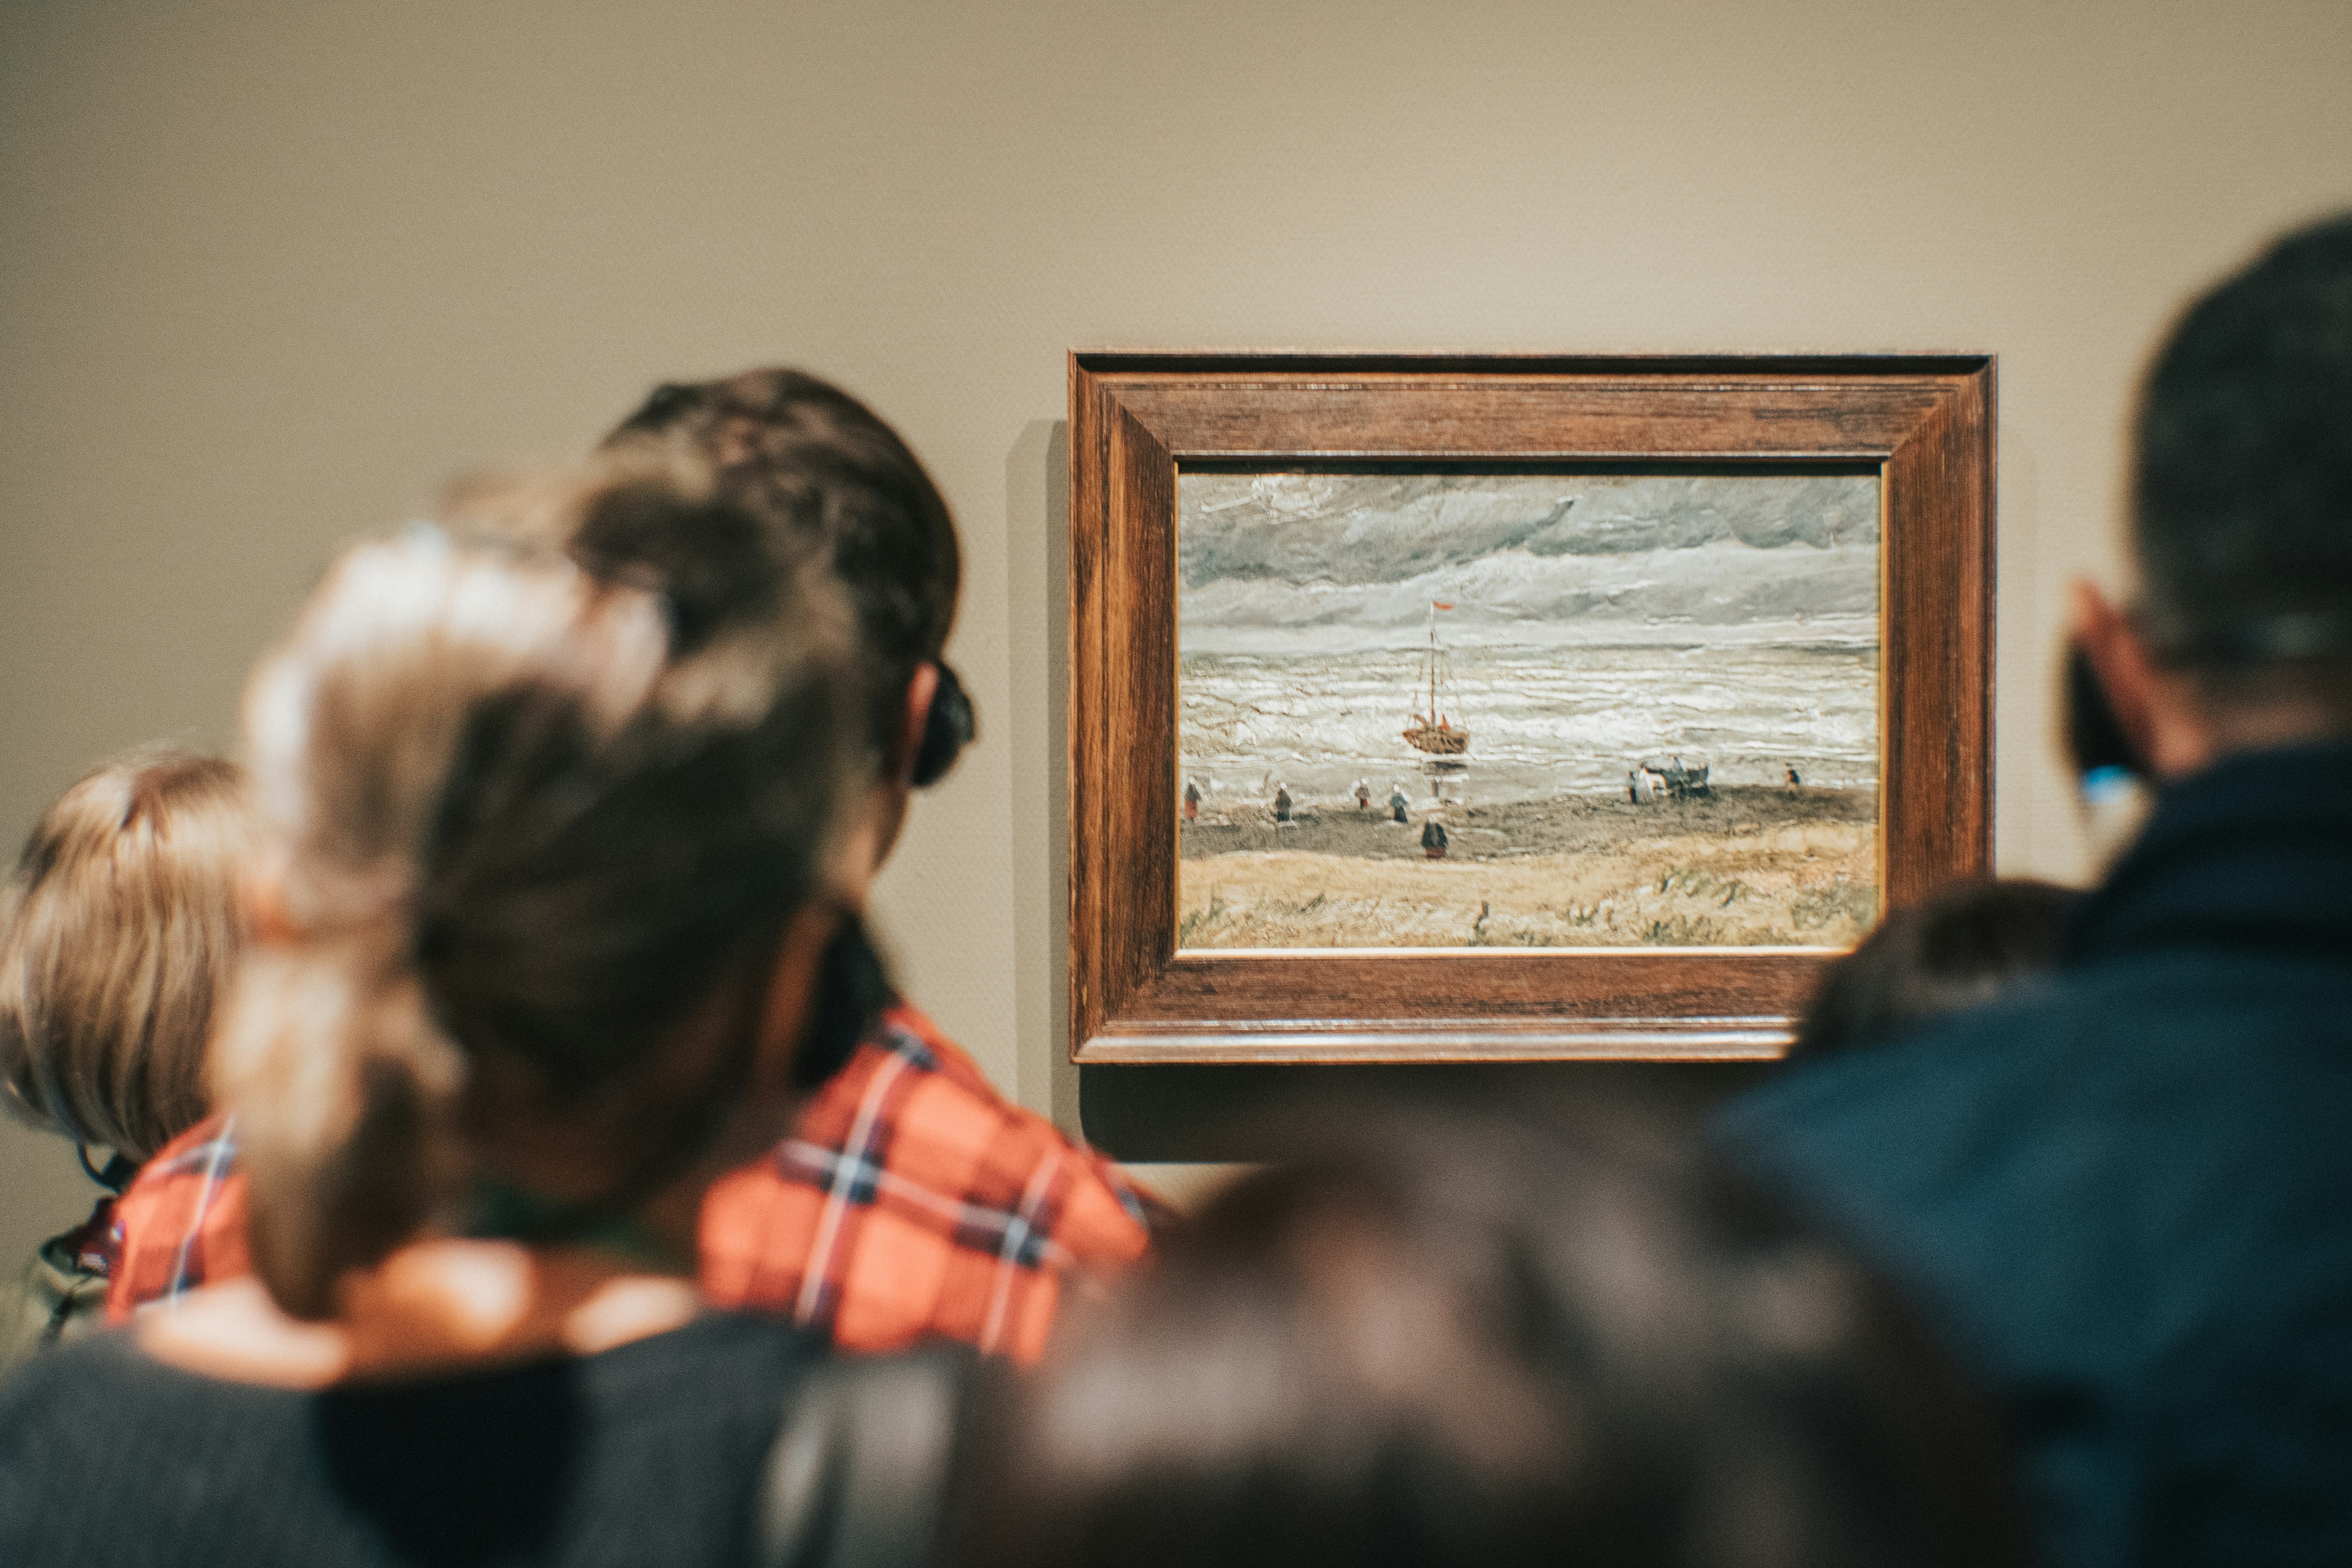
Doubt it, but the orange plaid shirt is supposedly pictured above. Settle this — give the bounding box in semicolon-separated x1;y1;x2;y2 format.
106;1004;1152;1363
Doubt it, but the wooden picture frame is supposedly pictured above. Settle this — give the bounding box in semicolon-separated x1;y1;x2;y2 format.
1069;353;1993;1065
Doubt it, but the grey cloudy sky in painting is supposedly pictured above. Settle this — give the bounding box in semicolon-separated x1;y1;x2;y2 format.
1177;472;1880;647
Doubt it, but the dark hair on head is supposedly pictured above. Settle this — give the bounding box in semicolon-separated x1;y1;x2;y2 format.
1794;878;2078;1059
954;1105;2030;1568
560;462;788;657
2135;212;2352;679
214;459;863;1317
603;368;965;778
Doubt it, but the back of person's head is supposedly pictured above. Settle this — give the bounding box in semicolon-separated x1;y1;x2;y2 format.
0;749;255;1163
2135;212;2352;718
955;1107;2028;1568
213;458;863;1317
601;368;969;781
1793;879;2078;1060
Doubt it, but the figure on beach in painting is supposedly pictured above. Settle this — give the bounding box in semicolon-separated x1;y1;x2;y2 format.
1182;779;1201;822
1175;472;1881;951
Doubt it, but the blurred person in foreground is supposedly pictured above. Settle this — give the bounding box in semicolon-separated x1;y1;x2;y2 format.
1;471;959;1566
1788;878;2078;1061
1717;212;2352;1565
109;369;1152;1361
0;750;254;1370
952;1107;2031;1568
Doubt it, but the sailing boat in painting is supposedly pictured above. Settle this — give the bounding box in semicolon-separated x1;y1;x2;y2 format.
1401;600;1471;755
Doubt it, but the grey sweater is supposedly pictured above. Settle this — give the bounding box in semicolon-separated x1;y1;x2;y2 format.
0;1312;829;1568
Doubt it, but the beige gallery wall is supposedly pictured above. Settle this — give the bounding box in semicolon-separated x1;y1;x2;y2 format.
3;0;2348;1269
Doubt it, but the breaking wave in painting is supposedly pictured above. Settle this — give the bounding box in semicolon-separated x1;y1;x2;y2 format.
1180;630;1878;810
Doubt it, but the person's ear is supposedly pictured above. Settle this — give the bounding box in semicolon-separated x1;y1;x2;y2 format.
845;664;943;887
898;662;941;784
747;902;846;1098
2067;579;2211;779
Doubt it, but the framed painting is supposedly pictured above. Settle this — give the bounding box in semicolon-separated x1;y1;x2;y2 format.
1069;353;1993;1064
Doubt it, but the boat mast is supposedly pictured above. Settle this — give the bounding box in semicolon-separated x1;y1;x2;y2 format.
1426;600;1438;724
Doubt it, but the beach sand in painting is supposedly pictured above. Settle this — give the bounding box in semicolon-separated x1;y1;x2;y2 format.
1179;785;1876;949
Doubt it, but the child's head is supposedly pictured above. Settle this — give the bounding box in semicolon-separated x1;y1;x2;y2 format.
0;750;257;1162
1793;878;2078;1060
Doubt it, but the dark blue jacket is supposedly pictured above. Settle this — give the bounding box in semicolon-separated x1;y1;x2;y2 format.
1716;742;2352;1568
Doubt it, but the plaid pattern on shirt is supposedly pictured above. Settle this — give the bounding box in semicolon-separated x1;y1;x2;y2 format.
105;1119;249;1316
107;1003;1153;1362
699;1007;1154;1361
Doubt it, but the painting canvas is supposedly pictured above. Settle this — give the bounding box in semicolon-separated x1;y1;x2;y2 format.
1176;470;1882;951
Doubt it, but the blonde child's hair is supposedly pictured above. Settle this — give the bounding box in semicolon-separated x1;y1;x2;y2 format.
0;750;257;1162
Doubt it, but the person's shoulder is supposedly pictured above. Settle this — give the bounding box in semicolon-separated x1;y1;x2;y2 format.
0;1329;210;1506
866;1002;992;1088
1719;984;2063;1144
872;1004;1159;1261
0;1335;125;1553
1713;947;2352;1308
0;1321;145;1404
580;1311;831;1417
1709;980;2104;1269
0;1229;109;1374
1716;945;2301;1153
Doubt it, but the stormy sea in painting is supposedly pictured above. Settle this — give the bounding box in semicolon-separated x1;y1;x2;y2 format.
1176;470;1882;951
1180;637;1880;805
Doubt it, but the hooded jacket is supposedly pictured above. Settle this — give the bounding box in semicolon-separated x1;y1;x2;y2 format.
1716;741;2352;1568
